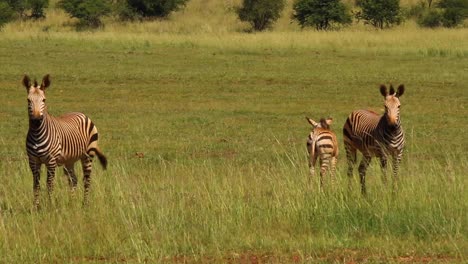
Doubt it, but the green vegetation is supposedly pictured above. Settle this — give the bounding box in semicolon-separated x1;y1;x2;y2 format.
236;0;285;31
57;0;112;29
0;1;467;262
0;1;14;27
292;0;352;30
356;0;403;29
118;0;190;20
438;0;468;27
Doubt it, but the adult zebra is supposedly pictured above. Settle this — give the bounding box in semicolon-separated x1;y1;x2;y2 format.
343;84;405;194
306;117;339;189
23;74;107;208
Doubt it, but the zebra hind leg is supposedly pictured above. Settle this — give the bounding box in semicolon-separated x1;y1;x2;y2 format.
63;164;78;194
344;142;357;190
81;156;93;206
358;155;372;195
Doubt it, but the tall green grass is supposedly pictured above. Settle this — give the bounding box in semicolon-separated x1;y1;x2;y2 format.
0;27;467;262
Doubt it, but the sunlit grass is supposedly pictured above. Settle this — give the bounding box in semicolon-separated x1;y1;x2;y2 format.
0;3;467;262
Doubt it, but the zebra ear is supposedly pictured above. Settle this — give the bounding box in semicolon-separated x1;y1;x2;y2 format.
22;75;31;90
396;84;405;98
389;84;395;95
380;84;388;97
41;74;51;90
306;117;318;127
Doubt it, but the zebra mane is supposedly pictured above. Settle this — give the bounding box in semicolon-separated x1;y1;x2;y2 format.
33;79;38;87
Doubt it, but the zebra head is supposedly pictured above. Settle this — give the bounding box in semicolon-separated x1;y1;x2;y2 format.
380;84;405;127
306;117;333;130
23;74;51;121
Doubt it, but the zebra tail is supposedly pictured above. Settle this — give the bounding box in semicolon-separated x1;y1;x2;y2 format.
95;148;108;170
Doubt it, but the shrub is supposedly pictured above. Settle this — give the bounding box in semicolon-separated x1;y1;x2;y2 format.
356;0;403;29
4;0;27;17
118;0;189;20
292;0;351;30
438;0;468;27
236;0;285;32
58;0;112;29
29;0;49;19
417;9;443;27
0;1;14;28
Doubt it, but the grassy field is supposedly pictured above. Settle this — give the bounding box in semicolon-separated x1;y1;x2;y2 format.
0;9;467;263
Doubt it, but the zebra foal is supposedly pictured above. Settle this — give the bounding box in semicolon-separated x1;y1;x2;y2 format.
343;84;405;194
306;117;339;189
23;74;107;208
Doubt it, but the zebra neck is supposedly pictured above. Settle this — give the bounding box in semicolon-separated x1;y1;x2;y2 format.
379;116;402;135
28;113;51;133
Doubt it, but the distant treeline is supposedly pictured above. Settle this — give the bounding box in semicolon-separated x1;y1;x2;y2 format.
0;0;467;30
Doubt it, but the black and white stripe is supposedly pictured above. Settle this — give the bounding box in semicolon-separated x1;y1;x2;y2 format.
23;74;107;208
306;117;339;189
343;84;405;194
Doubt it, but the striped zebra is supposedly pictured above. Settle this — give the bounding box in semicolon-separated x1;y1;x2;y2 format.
23;74;107;208
306;117;339;189
343;84;405;194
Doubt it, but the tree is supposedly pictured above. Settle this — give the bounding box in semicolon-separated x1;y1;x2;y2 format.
118;0;189;20
292;0;351;30
0;1;14;28
356;0;403;29
58;0;112;29
438;0;468;27
236;0;285;32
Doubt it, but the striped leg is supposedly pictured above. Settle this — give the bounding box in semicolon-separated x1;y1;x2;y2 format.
358;155;372;195
330;156;337;186
63;164;78;194
81;156;93;206
344;142;357;190
392;153;402;192
379;155;388;185
307;142;317;179
46;162;57;201
29;158;41;209
319;156;331;190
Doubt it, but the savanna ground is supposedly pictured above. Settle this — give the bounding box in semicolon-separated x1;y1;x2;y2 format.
0;1;467;263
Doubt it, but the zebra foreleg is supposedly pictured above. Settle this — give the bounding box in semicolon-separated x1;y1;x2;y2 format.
45;162;57;202
358;155;372;195
81;156;93;206
379;156;388;185
29;159;41;210
392;154;402;192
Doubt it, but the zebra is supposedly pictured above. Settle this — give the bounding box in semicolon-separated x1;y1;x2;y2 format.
306;117;339;189
22;74;107;208
343;84;405;194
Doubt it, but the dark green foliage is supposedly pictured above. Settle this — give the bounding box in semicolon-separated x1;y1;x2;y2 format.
236;0;286;32
118;0;189;20
438;0;468;27
417;9;443;27
4;0;27;17
29;0;48;19
292;0;351;30
0;1;14;28
356;0;403;29
0;0;48;19
58;0;112;29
